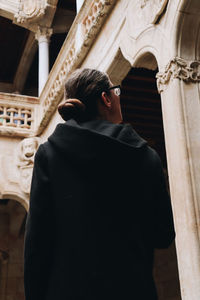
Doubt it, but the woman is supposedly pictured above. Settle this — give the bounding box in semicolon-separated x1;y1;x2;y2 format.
24;68;175;300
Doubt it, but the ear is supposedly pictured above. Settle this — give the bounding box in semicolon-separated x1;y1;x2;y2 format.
101;91;112;109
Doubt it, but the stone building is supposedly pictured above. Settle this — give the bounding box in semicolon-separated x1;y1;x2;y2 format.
0;0;199;299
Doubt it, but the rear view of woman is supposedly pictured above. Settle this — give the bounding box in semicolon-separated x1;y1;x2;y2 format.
24;68;175;300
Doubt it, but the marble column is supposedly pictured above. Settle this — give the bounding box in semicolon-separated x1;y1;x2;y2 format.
157;57;200;300
35;27;53;96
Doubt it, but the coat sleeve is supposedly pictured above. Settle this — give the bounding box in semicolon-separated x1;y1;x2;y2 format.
152;152;175;249
24;144;53;300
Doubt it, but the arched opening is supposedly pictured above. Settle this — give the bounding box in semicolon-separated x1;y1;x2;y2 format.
120;64;181;300
0;198;26;300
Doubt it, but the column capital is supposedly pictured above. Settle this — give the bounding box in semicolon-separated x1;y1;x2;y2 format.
35;26;53;43
156;57;200;93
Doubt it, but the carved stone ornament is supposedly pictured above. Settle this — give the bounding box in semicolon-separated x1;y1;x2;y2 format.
156;57;200;93
17;137;40;194
35;26;53;42
126;0;168;38
15;0;47;24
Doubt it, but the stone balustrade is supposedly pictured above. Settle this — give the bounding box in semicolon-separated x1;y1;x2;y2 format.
0;93;39;137
0;106;32;129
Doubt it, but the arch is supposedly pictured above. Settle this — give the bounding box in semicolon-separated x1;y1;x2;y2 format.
0;193;29;211
106;47;159;86
119;20;172;72
132;50;158;71
0;195;27;299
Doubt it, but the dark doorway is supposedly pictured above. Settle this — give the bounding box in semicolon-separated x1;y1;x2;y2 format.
120;67;181;300
0;199;26;300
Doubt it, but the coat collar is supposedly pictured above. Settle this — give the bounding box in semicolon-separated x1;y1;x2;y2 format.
48;119;147;160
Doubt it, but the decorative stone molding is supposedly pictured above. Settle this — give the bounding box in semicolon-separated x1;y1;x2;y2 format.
126;0;168;39
35;26;53;42
156;57;200;93
15;0;47;24
0;0;19;19
17;137;40;194
82;0;107;35
43;42;76;110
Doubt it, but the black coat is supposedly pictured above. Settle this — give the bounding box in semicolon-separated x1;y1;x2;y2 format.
24;119;175;300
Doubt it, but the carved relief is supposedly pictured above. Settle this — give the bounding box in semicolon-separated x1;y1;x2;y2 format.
156;57;200;93
15;0;47;24
126;0;168;39
0;138;40;202
17;137;40;193
82;0;104;34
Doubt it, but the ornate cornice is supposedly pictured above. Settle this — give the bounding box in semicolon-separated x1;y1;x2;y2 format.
156;57;200;93
15;0;47;24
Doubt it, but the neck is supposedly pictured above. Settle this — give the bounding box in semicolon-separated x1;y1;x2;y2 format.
95;114;123;124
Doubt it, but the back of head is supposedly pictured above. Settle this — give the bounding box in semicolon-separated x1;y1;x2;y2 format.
58;68;111;122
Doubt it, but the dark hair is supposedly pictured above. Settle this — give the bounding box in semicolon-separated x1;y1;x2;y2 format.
62;68;111;121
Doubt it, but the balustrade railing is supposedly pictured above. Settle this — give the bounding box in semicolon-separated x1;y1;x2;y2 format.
0;106;33;129
0;93;39;137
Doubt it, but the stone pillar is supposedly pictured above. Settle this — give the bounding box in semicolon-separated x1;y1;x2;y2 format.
76;0;84;13
35;27;52;96
157;57;200;300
